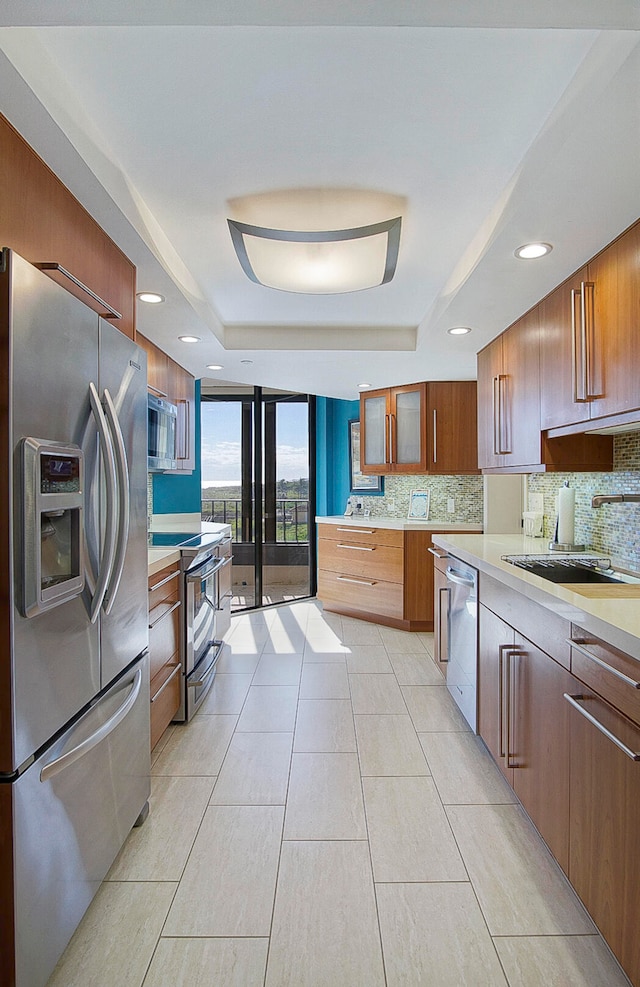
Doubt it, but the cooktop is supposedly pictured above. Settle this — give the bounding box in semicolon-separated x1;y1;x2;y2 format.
148;531;202;548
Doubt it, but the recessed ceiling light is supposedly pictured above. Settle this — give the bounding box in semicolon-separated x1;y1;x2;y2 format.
178;335;201;343
447;326;472;336
358;382;372;389
514;242;553;260
240;359;253;365
206;364;224;371
136;291;165;304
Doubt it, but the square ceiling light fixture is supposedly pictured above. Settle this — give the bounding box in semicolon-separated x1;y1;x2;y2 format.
227;189;404;294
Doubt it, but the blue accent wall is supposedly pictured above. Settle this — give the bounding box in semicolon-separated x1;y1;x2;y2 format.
152;379;202;514
316;396;360;516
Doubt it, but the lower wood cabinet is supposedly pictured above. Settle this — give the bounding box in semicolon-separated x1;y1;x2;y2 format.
148;561;182;749
566;630;640;987
477;577;640;986
478;602;573;873
317;523;476;631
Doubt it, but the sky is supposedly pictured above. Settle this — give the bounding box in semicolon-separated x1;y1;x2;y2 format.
200;400;309;487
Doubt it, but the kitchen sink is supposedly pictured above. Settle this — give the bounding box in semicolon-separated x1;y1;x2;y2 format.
502;555;640;585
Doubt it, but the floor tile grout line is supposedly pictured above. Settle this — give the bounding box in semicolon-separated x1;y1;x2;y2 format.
261;651;303;987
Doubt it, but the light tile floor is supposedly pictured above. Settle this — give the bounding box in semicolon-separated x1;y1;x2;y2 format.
47;600;631;987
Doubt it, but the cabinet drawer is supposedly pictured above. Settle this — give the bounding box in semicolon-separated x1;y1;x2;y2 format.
148;563;180;610
569;627;640;726
482;573;572;670
149;600;181;680
318;568;403;619
150;661;181;749
318;538;404;583
317;524;403;548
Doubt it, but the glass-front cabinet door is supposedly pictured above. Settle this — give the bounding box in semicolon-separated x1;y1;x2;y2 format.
360;383;426;474
360;389;389;471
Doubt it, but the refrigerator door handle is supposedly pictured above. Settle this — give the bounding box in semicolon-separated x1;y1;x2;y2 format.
39;668;142;782
102;387;130;614
88;382;118;623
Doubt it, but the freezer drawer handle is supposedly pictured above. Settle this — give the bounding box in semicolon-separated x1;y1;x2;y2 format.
102;387;130;615
39;669;143;782
567;639;640;690
88;382;118;622
564;693;640;761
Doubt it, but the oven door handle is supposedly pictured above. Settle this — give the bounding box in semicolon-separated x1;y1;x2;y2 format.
185;555;227;582
188;641;221;688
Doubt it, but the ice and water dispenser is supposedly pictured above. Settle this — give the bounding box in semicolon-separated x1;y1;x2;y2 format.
21;437;84;617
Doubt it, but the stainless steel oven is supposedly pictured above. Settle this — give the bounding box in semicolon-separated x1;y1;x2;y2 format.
184;550;227;717
147;526;233;721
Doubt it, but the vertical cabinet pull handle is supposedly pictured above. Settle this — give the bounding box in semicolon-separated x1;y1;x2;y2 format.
438;586;450;663
582;281;595;400
498;375;510;454
432;408;437;464
385;413;391;464
492;375;500;457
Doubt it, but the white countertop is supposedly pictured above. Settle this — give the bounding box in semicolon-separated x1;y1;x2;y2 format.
317;515;483;532
431;532;640;660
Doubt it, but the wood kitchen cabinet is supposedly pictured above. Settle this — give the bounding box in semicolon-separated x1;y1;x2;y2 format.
566;629;640;987
138;333;196;473
477;306;613;473
0;114;136;338
148;561;182;749
478;586;574;873
360;383;427;474
174;362;196;472
426;381;479;474
360;380;478;475
318;523;476;631
541;220;640;432
477;309;541;471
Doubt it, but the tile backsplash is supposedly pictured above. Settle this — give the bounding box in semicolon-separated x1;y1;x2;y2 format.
350;474;484;524
527;432;640;571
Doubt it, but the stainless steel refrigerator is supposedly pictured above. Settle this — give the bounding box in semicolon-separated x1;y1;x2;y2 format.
0;250;150;987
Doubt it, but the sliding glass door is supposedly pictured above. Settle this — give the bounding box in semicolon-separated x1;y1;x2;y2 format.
201;386;316;611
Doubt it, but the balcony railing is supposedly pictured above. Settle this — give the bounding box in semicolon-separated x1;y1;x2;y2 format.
202;498;309;543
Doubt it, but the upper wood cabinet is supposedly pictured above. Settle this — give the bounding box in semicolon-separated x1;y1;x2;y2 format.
137;333;196;473
360;380;478;475
478;307;613;473
0;114;136;338
477;308;542;470
174;363;196;472
540;220;640;432
426;381;479;474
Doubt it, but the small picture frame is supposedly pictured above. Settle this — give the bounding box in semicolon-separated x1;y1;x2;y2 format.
407;489;430;520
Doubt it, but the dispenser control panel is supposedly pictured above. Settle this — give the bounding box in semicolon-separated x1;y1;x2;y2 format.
21;437;84;617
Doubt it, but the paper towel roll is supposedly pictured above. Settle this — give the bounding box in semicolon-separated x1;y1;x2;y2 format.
557;484;575;545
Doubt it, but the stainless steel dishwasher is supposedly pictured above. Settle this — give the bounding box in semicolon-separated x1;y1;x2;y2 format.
445;558;478;731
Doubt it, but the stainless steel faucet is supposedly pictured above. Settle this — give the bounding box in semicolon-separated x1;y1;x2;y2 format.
591;493;640;508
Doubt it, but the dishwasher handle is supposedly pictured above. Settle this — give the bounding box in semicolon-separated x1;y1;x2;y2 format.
446;566;476;588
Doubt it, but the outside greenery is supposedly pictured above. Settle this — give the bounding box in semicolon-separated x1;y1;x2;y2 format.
202;479;309;542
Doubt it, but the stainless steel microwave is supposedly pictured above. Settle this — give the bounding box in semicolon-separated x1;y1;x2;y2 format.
147;393;177;471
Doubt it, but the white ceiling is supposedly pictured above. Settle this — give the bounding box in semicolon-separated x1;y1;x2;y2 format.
1;3;639;399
